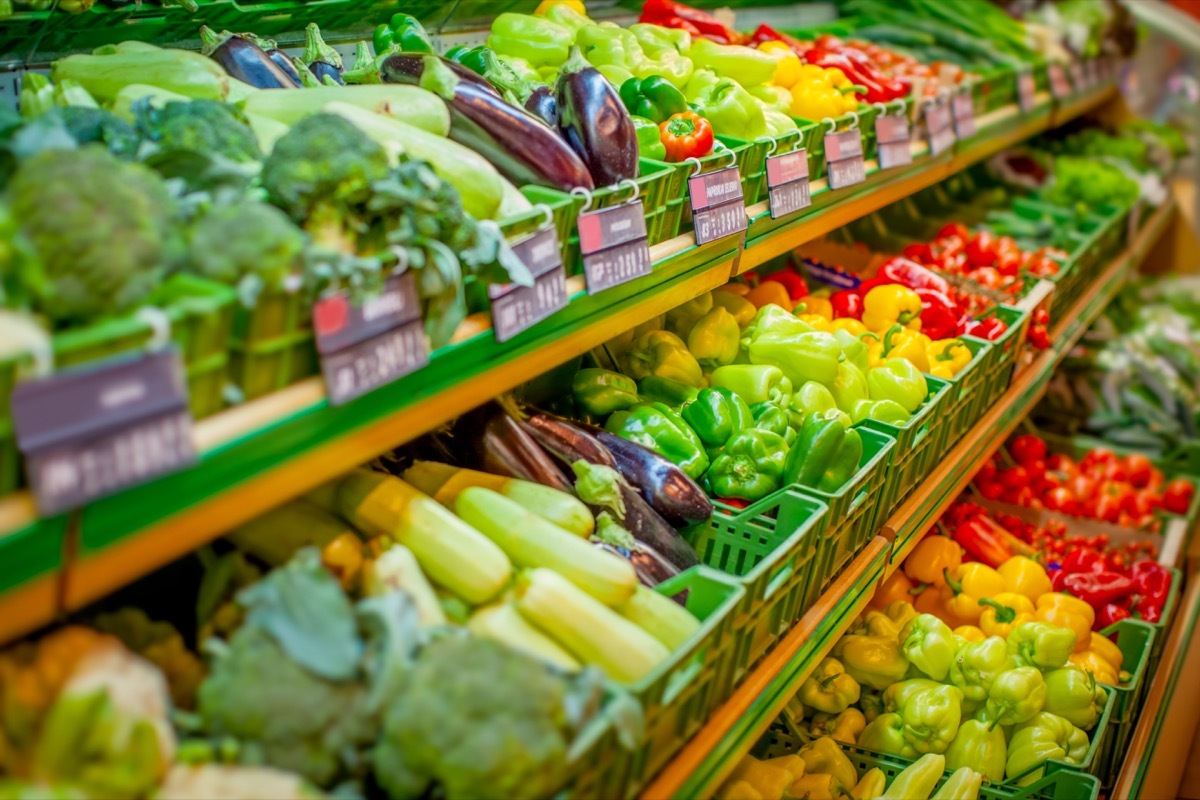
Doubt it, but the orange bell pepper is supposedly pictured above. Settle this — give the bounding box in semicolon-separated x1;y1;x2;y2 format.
1035;593;1095;652
903;535;962;587
870;570;915;611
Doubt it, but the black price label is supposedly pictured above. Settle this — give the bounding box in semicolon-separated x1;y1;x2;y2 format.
689;166;747;245
925;100;955;156
1018;71;1037;113
11;349;196;515
824;129;866;191
578;201;652;294
952;90;976;139
1049;63;1072;99
765;148;811;219
314;272;428;406
489;226;568;343
875;114;912;170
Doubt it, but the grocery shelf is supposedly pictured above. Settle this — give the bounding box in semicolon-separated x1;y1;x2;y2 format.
637;195;1177;800
0;81;1121;647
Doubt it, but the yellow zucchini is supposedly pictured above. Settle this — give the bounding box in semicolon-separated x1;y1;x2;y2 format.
225;500;356;566
467;603;580;673
618;586;701;651
455;487;635;606
329;470;512;605
516;568;669;684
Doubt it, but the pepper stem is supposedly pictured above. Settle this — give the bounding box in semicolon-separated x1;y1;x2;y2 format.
943;568;964;596
977;597;1015;623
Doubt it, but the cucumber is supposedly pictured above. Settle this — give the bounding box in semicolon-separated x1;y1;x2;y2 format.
618;585;701;650
244;84;450;135
853;25;936;49
52;47;230;102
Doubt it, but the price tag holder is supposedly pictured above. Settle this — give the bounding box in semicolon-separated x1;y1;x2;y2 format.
1049;63;1072;99
314;272;429;406
952;90;976;139
925;99;955;157
875;109;912;170
489;223;568;343
1069;61;1086;93
824;127;866;190
1017;71;1037;113
578;191;652;294
688;161;747;244
765;147;811;219
11;349;196;515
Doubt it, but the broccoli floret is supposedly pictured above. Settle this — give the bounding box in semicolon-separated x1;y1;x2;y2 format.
7;147;175;326
373;635;573;800
259;113;390;251
58;106;139;160
137;99;261;164
188;201;306;293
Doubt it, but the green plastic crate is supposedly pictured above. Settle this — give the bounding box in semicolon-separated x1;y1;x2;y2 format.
644;139;755;240
939;337;993;448
1095;619;1156;789
861;375;953;510
685;491;828;681
757;727;1102;800
979;305;1031;405
615;566;747;799
228;285;317;402
719;129;805;209
497;186;579;274
974;67;1019;115
796;427;896;591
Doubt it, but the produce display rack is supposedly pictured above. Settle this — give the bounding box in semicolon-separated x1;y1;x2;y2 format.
0;79;1122;647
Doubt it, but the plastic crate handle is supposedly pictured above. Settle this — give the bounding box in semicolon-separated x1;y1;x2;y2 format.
661;647;708;705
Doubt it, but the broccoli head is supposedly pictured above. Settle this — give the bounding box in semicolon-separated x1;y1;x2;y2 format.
373;635;573;800
260;114;390;250
137;99;261;164
188;200;306;293
7;146;175;326
57;107;139;160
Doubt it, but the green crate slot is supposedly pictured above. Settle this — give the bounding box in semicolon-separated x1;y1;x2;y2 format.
497;186;579;274
978;305;1030;406
722;126;805;208
940;337;993;447
229;287;316;402
684;491;828;681
862;376;953;510
1094;619;1156;788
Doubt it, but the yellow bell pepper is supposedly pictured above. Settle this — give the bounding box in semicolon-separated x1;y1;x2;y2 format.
913;585;945;618
882;325;932;373
717;282;751;296
717;781;762;800
798;296;834;318
763;754;806;781
829;318;869;336
1087;631;1124;672
788;773;843;800
927;338;972;379
758;41;804;89
798;313;832;331
829;708;866;744
953;625;986;643
862;285;923;333
535;0;586;13
997;556;1052;602
1035;593;1095;652
863;332;884;368
712;290;757;328
1069;649;1120;686
745;281;792;310
977;592;1035;638
727;756;792;800
790;75;857;120
851;768;886;800
942;562;1007;624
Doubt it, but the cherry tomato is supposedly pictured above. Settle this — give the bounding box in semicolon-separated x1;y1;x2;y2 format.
1080;447;1118;474
1001;466;1031;490
966;231;998;267
1094;493;1123;523
977;480;1005;501
1163;478;1196;515
1032;307;1050;326
996;250;1022;277
1067;475;1096;501
1047;453;1080;480
1122;454;1154;488
972;267;1004;288
937;222;970;240
976;457;998;483
903;242;932;261
1043;487;1079;516
1009;434;1048;466
1027;325;1051;350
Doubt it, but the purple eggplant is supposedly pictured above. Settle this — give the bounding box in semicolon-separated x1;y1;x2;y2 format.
302;23;345;86
595;430;713;525
555;46;638;186
379;51;500;95
381;53;594;191
199;27;297;90
592;540;680;589
524;85;558;128
522;414;615;469
466;405;573;493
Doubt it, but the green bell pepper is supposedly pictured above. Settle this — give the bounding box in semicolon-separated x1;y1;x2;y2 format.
684;69;722;103
666;291;714;338
784;415;862;493
542;2;592;32
829;362;870;421
750;83;793;112
945;718;1007;783
707;428;789;502
620;76;688;124
680;387;753;449
799;658;861;715
1006;712;1089;785
690;78;769;141
577;24;650;80
750;402;796;445
637;375;699;408
687;306;741;367
628;23;695;88
948;636;1011;708
833;634;909;691
761;104;800;138
605;402;709;479
688;38;778;87
623;330;703;386
373;12;435;55
791;381;852;429
985;667;1047;727
596;64;635;87
740;302;810;341
832;329;871;374
495;53;543;84
488;13;573;68
1006;621;1076;671
748;328;842;388
885;680;964;755
867;358;929;414
853;399;912;425
572;368;639;417
900;614;958;681
710;364;792;407
631;114;667;160
1043;668;1106;730
858;712;916;758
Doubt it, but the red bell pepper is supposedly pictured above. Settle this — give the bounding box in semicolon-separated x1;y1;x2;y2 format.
950;515;1012;568
916;288;958;340
1130;561;1171;623
1062;571;1134;608
1096;603;1131;629
640;0;739;44
961;317;1008;341
806;38;909;102
761;269;808;301
750;23;811;56
830;288;863;319
1050;567;1070;592
1060;548;1106;576
878;257;952;295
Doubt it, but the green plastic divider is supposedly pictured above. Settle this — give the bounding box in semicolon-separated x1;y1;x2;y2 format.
0;515;67;599
1095;619;1156;789
939;337;993;448
861;375;953;510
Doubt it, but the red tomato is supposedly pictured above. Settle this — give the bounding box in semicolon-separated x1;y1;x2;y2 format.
1047;453;1080;480
1080;447;1118;473
1100;460;1129;483
1067;475;1096;501
1009;435;1048;466
966;231;998;267
996;250;1022;277
1148;468;1165;490
937;222;970;240
1032;307;1050;326
1001;466;1030;491
1123;454;1154;488
976;457;998;483
1163;478;1195;515
1043;487;1079;515
972;267;1004;288
903;243;932;261
1012;486;1037;506
977;480;1005;501
1094;493;1123;523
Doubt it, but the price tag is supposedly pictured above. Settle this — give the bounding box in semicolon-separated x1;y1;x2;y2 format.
688;166;747;244
1049;63;1072;99
765;148;811;219
952;90;976;139
875;113;912;170
824;128;866;190
1069;61;1086;93
314;272;429;406
1017;71;1037;113
11;349;196;515
578;201;652;294
489;226;568;343
925;99;955;156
